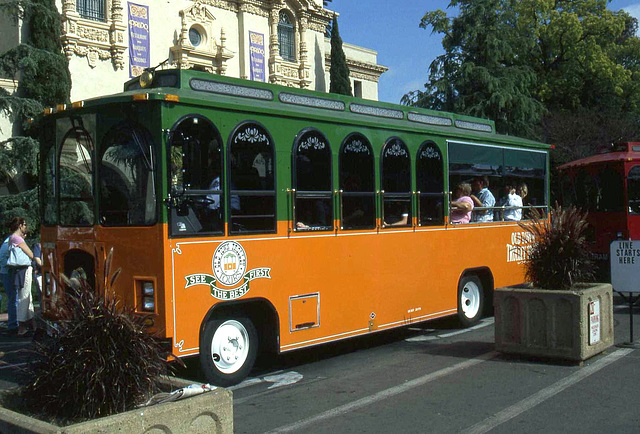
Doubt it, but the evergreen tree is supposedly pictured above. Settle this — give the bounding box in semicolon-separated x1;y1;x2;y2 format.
329;15;352;96
0;0;71;236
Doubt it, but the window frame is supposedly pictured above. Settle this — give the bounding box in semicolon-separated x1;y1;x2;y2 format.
339;133;376;231
227;120;277;235
77;0;107;22
416;141;445;226
278;10;296;62
167;114;225;237
291;128;334;232
380;137;412;228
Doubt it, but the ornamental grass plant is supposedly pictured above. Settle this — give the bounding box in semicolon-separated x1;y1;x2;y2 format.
518;204;595;290
15;249;174;424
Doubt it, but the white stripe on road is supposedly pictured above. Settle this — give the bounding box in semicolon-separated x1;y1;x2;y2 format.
461;348;634;434
265;351;498;434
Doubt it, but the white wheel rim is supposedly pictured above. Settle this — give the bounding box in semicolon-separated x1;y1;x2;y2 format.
461;281;481;319
210;320;250;374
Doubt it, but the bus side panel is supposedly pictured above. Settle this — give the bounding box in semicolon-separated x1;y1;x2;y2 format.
167;221;528;356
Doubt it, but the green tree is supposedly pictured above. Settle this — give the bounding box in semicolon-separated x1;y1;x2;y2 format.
329;15;352;96
406;0;640;163
0;0;71;235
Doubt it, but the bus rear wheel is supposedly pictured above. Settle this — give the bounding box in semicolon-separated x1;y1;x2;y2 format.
457;275;484;327
200;316;258;387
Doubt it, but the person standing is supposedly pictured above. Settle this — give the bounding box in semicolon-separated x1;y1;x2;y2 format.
7;218;41;337
0;233;15;334
470;176;496;222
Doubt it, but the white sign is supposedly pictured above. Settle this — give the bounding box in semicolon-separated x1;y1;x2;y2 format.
610;240;640;293
589;300;601;345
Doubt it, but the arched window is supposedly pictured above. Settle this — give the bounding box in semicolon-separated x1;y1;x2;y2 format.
278;10;295;62
168;115;223;236
293;129;333;231
416;142;444;225
339;134;375;230
59;127;95;226
381;138;411;227
99;122;156;226
229;122;276;234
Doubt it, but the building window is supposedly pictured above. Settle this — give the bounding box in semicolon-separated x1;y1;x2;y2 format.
189;27;202;47
354;81;363;98
278;11;295;62
77;0;106;22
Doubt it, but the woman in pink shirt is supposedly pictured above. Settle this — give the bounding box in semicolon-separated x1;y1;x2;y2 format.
450;182;474;224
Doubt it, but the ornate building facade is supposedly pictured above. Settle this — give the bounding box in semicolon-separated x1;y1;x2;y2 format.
1;0;387;122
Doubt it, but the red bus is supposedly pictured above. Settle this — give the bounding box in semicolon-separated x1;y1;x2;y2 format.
558;142;640;275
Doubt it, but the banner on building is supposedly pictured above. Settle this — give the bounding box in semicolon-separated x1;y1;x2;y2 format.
249;31;265;82
128;3;150;78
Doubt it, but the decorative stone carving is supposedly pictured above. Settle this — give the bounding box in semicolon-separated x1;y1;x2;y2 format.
169;0;235;74
60;0;127;70
325;54;388;83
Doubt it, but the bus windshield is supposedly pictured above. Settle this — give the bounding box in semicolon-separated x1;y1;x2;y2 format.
44;115;157;226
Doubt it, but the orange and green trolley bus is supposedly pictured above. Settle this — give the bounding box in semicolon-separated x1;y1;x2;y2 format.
39;68;549;386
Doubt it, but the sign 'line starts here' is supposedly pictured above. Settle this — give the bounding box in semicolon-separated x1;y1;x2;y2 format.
610;240;640;293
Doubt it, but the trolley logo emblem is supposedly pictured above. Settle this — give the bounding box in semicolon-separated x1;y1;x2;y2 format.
184;241;271;300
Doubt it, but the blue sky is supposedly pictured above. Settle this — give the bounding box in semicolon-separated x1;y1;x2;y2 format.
329;0;640;104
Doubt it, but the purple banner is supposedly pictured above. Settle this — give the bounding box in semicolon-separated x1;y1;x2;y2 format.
249;31;265;82
128;3;150;78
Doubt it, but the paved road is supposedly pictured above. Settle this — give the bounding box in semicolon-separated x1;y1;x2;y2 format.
2;300;640;433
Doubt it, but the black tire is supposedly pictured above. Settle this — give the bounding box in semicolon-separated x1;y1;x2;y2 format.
457;275;484;327
200;316;258;387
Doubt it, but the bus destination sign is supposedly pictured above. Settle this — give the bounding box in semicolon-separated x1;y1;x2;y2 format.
610;240;640;293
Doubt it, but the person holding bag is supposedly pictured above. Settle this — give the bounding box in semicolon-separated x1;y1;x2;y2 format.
7;217;41;337
0;233;16;334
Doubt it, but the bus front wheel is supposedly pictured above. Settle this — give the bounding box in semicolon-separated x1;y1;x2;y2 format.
457;275;484;327
200;316;258;387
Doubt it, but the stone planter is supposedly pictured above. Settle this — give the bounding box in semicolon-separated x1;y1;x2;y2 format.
0;377;233;433
494;282;614;361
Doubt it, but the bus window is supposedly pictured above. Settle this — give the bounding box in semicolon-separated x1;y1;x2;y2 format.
416;142;444;225
292;129;333;231
381;137;411;227
169;116;224;235
560;172;576;207
576;169;597;212
99;122;156;226
628;166;640;214
597;167;623;212
59;127;94;226
229;122;276;234
340;134;375;230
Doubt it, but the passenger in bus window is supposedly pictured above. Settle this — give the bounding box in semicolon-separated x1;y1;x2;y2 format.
450;182;474;224
501;184;523;221
470;176;495;222
384;201;409;226
518;182;529;219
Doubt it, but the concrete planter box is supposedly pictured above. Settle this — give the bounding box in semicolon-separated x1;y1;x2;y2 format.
0;378;233;433
495;282;614;361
